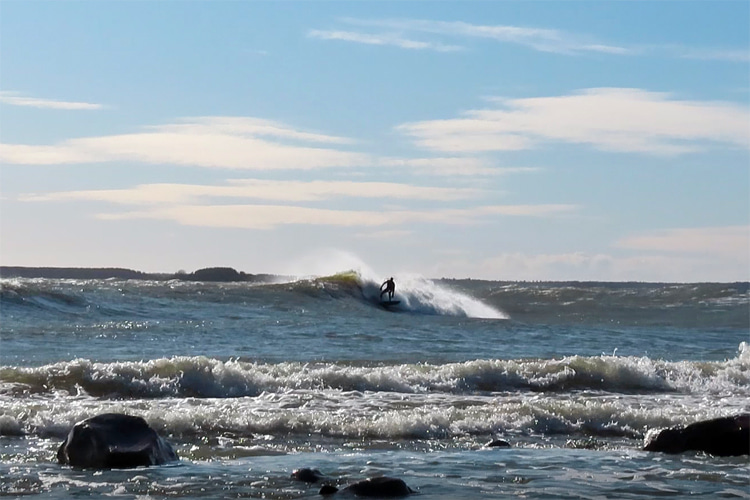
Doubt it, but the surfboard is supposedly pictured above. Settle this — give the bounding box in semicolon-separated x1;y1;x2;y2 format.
380;300;401;308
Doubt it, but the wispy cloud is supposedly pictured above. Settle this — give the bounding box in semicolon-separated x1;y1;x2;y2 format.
312;18;748;63
1;114;544;178
19;177;577;231
615;225;750;258
0;91;104;110
397;88;750;155
342;18;630;55
93;203;578;230
377;157;539;176
0;116;367;169
19;179;484;205
308;29;461;52
310;18;629;55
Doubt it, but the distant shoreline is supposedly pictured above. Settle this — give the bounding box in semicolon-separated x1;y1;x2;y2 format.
0;266;281;283
0;266;746;286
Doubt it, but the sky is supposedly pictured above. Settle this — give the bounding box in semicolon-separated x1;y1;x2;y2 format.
1;1;748;282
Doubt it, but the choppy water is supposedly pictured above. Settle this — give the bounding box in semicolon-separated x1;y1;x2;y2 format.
1;270;748;498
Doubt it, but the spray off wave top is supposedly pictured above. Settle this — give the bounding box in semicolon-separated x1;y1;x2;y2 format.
303;270;507;319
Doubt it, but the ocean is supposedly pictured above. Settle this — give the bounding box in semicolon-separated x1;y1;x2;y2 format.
1;270;748;498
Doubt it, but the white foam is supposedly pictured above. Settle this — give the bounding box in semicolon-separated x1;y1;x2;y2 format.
3;346;747;403
360;273;507;319
281;250;507;319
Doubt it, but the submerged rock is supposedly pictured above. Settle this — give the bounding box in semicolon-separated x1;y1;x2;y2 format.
292;467;326;483
644;414;749;456
319;476;415;497
57;413;179;469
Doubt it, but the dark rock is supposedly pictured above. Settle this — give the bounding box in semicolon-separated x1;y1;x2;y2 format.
320;476;414;497
292;467;326;483
319;484;340;495
186;267;245;282
644;414;749;456
485;438;511;448
57;413;178;469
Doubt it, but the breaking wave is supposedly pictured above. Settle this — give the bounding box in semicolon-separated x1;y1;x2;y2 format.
2;343;747;400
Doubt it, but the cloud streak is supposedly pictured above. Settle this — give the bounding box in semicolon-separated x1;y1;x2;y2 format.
308;29;461;52
337;18;630;55
0;117;367;170
19;180;485;205
311;18;748;63
94;203;578;230
397;88;750;155
0;114;540;178
0;91;104;110
19;178;578;230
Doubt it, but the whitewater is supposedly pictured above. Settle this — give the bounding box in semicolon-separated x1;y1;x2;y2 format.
0;269;748;498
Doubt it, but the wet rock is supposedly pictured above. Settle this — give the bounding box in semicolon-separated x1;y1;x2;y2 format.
485;438;511;448
319;483;340;495
644;414;749;456
57;413;178;469
319;476;415;497
292;467;326;483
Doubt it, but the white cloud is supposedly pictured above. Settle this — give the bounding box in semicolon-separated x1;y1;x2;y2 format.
378;157;540;176
93;203;577;230
308;29;461;52
397;88;750;155
19;179;485;205
0;91;104;110
615;225;750;258
0;116;367;169
332;18;630;55
319;19;747;63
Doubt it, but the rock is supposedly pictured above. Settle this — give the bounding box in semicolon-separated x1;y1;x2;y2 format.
292;467;326;483
57;413;179;469
184;267;245;282
485;438;511;448
319;483;340;495
319;476;414;497
643;414;749;456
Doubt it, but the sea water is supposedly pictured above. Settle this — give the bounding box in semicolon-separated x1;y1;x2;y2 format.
0;270;748;498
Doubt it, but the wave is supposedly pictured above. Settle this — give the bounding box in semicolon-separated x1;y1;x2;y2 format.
0;271;507;320
3;275;747;325
473;281;750;325
0;280;91;313
292;270;507;319
2;343;747;400
1;382;746;444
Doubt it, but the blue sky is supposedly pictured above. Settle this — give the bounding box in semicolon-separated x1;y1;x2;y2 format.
1;1;748;281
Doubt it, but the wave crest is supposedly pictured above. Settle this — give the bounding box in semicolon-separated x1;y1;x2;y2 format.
2;348;746;400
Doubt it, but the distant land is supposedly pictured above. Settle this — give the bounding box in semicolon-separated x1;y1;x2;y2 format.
0;266;281;283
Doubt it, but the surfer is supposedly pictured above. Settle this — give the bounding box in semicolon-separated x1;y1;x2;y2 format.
380;277;395;301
